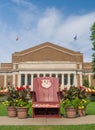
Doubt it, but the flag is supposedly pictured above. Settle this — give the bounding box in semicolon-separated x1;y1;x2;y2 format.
16;36;19;41
74;35;77;40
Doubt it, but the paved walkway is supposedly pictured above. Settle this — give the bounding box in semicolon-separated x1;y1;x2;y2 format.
0;115;95;125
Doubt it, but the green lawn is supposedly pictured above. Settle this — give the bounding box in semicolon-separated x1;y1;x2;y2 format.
86;101;95;115
1;125;95;130
0;102;7;116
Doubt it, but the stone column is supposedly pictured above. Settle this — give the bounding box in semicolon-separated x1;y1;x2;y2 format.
61;74;64;90
67;74;70;88
4;74;7;88
31;74;33;91
13;73;15;87
74;73;77;87
55;74;57;78
18;74;21;86
80;72;82;86
88;73;91;86
25;74;27;86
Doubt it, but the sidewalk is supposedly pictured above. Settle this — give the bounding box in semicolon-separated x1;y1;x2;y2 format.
0;115;95;125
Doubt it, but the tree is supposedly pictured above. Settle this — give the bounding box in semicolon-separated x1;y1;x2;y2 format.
83;79;89;88
90;22;95;79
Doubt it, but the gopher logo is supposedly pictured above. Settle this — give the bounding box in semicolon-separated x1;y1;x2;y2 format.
41;79;51;88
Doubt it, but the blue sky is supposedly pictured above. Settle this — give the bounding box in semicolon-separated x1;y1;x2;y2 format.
0;0;95;62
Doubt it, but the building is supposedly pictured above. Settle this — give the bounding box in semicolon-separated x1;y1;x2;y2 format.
0;42;94;90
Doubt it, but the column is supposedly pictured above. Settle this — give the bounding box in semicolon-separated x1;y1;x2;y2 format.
25;74;27;86
88;73;91;86
67;74;70;89
13;73;15;87
61;74;64;90
74;73;77;87
49;73;52;77
80;73;82;86
18;74;21;86
43;74;45;77
31;74;33;91
4;74;7;88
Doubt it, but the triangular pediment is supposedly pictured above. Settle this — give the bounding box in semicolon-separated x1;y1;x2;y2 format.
12;42;83;62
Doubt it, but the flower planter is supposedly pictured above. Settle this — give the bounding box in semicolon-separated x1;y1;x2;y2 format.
17;107;28;119
65;107;77;118
78;108;86;116
7;106;17;117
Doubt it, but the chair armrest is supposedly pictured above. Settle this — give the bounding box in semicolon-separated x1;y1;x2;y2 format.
30;91;36;101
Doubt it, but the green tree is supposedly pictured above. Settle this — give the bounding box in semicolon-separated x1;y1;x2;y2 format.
90;22;95;79
83;79;89;87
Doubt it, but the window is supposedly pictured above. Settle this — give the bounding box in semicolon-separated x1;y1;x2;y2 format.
58;74;62;84
21;74;25;86
64;74;68;85
45;74;49;77
39;74;43;77
33;74;37;78
52;74;56;77
70;74;74;85
27;74;31;85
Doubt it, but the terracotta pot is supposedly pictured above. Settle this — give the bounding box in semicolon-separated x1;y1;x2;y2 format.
65;107;77;118
7;106;17;117
17;107;28;119
78;108;86;116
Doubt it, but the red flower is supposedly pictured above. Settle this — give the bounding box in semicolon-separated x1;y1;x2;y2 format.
78;86;82;89
26;85;29;89
19;86;25;91
16;87;19;90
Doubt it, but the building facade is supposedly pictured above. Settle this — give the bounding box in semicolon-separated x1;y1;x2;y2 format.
0;42;94;90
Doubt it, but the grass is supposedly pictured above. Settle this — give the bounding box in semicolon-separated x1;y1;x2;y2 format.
86;101;95;115
0;102;7;116
1;125;95;130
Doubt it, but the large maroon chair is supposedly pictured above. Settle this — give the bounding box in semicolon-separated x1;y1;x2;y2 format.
31;77;60;118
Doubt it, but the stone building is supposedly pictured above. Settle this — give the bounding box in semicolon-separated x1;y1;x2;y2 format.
0;42;94;90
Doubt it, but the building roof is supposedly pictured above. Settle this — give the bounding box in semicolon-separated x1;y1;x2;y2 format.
12;42;83;63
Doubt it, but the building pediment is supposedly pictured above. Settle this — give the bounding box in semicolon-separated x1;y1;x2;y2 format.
12;42;83;63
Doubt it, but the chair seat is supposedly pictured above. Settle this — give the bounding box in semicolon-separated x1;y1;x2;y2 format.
32;102;60;108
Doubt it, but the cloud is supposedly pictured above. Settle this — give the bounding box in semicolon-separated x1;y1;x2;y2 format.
0;1;95;62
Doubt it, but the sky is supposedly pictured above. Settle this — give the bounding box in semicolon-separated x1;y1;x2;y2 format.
0;0;95;63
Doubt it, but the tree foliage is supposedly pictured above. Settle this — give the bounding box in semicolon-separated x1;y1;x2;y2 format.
83;79;89;88
90;22;95;79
